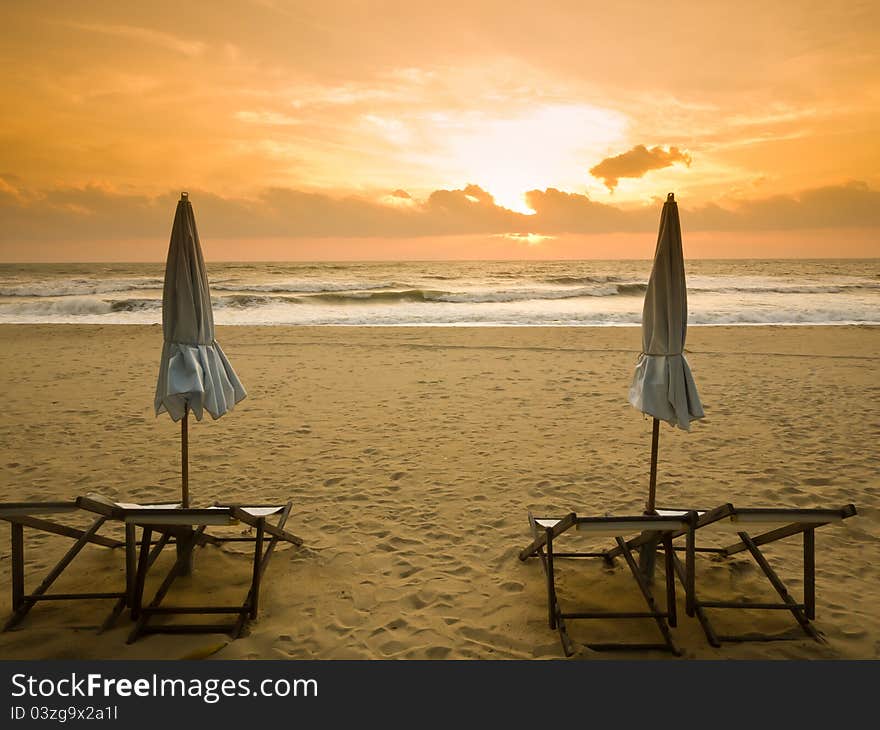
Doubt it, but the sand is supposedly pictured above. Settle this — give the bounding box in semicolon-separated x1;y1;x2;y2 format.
0;324;877;660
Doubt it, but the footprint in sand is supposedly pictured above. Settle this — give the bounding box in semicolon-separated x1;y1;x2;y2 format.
426;646;452;659
323;477;344;487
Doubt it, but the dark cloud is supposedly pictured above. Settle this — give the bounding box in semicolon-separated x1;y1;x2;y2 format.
524;188;654;232
0;179;877;256
589;145;692;191
687;181;880;230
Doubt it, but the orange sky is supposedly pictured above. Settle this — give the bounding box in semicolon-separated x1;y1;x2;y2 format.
1;0;878;261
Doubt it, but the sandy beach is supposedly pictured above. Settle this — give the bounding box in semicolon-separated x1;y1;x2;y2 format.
0;324;877;660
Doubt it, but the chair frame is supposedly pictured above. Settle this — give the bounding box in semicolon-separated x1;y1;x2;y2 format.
604;503;857;646
98;502;304;642
519;510;697;656
0;501;131;631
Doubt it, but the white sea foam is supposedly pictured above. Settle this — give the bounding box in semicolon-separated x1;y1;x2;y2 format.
0;260;877;326
0;277;164;297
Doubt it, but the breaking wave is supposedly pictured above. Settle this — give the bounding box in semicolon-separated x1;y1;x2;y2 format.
0;278;164;297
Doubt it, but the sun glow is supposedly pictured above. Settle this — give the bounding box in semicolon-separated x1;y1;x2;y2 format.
435;104;628;213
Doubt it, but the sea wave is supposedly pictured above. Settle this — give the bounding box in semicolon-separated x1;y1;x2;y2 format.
211;280;405;294
690;283;880;295
0;297;117;316
0;297;163;316
542;275;619;285
297;284;642;304
0;278;164;297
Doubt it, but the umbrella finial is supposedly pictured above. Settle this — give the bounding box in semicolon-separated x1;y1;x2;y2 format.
667;192;674;201
180;191;189;201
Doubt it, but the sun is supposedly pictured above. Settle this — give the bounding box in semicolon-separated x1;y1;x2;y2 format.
437;103;629;214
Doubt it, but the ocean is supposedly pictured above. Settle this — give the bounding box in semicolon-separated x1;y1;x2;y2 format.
0;259;877;326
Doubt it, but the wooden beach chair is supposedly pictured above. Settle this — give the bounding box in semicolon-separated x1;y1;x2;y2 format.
0;500;152;632
76;495;303;642
519;510;698;656
604;503;857;646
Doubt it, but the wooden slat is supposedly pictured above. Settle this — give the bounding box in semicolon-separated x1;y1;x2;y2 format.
5;515;122;548
0;502;78;517
26;592;124;601
140;624;235;634
560;611;667;619
731;512;840;525
699;601;805;610
722;521;817;556
732;505;855;522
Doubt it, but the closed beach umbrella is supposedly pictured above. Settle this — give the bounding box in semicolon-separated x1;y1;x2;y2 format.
155;192;246;506
629;193;704;514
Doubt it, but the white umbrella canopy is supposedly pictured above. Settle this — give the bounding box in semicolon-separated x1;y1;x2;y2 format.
154;192;246;505
629;193;703;515
629;192;703;430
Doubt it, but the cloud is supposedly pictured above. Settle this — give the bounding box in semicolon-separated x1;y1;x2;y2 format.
234;110;302;126
494;233;556;246
62;22;206;57
0;180;877;255
589;145;692;191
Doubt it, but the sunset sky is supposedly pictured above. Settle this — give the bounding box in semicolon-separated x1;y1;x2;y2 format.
1;0;878;261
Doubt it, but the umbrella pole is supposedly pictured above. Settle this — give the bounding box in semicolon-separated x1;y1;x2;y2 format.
639;417;661;580
181;404;189;508
647;417;659;513
178;404;194;576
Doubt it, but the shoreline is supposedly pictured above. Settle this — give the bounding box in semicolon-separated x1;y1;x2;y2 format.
1;322;879;328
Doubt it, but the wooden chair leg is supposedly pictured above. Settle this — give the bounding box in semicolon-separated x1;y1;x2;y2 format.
663;535;676;628
100;523;139;634
127;507;299;642
546;529;557;630
685;522;696;618
671;550;720;647
737;531;822;642
249;520;264;620
124;524;137;610
10;522;24;613
131;527;153;621
128;526;205;643
615;536;679;655
804;528;816;620
5;517;110;631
